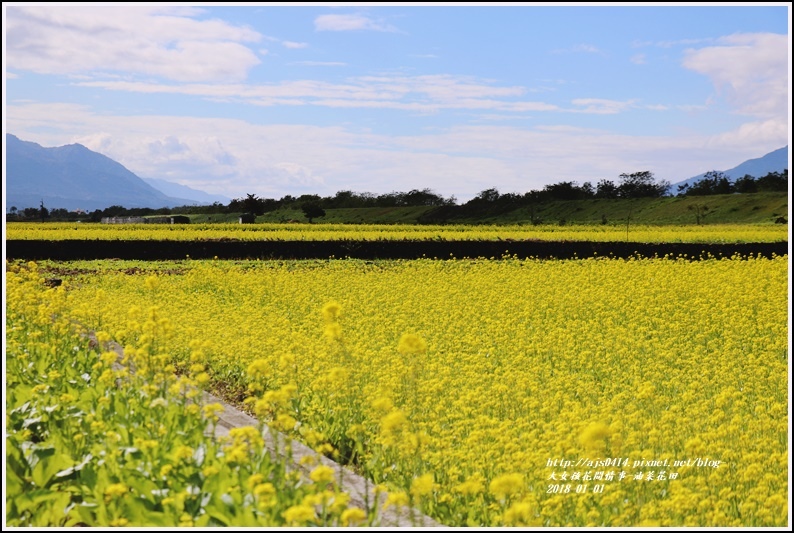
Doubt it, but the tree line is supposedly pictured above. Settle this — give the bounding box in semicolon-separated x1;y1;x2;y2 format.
676;170;788;196
5;169;787;221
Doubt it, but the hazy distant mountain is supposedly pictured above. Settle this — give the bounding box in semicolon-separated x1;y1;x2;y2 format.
143;177;230;205
5;134;201;211
672;146;788;193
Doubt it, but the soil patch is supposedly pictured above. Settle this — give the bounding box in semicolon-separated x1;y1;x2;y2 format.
6;239;788;261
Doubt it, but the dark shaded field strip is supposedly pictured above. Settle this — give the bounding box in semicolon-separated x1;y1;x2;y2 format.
6;239;788;260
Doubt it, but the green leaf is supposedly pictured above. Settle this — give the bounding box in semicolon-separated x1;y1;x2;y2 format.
10;401;33;417
32;445;56;459
79;463;97;489
55;453;93;480
139;511;173;527
125;474;159;504
204;507;231;526
194;513;211;527
32;451;72;488
23;416;44;429
6;462;25;496
33;492;72;526
11;488;64;515
79;388;97;405
76;502;98;527
119;446;143;463
5;437;32;477
186;472;204;488
123;495;155;518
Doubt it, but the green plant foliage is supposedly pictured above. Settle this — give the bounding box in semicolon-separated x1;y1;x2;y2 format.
5;262;385;527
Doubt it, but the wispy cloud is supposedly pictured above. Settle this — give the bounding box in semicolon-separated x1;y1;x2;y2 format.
682;32;788;118
633;37;714;49
289;61;347;67
71;74;675;118
552;43;603;55
314;14;398;33
570;99;637;114
630;53;646;65
282;41;309;49
574;44;601;53
474;114;534;122
72;74;571;114
5;5;261;82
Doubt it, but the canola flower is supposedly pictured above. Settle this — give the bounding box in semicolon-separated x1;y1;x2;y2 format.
12;255;789;527
310;465;336;484
341;507;367;526
489;473;525;501
4;262;377;527
5;221;788;243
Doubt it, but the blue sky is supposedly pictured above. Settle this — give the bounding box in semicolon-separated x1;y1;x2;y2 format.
3;3;791;201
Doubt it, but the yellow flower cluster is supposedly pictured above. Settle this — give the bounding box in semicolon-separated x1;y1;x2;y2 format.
28;255;789;526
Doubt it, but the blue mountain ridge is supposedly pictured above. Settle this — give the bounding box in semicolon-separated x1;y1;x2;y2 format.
142;178;231;205
5;134;214;211
670;146;788;194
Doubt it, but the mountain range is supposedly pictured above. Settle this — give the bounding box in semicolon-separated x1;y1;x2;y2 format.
670;146;788;193
4;134;789;211
5;134;228;212
141;178;230;206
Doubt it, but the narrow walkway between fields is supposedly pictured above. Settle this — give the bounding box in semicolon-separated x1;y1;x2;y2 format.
100;336;442;528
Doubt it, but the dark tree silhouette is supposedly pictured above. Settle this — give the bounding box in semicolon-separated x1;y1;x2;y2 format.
302;202;326;223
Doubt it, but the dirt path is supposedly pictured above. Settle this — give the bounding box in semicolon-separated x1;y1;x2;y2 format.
98;336;442;527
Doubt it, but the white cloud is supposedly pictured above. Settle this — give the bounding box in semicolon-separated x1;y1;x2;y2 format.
676;104;709;113
270;163;324;187
552;43;603;55
7;102;787;202
570;99;637;115
709;117;790;148
73;74;561;113
5;6;261;82
314;14;398;33
289;61;347;67
475;114;534;121
632;38;713;49
655;38;713;49
74;75;682;117
630;53;646;65
682;32;788;118
573;44;600;54
282;41;309;49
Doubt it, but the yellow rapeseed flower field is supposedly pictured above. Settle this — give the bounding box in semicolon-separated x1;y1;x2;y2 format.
5;262;382;527
9;255;789;526
4;221;788;243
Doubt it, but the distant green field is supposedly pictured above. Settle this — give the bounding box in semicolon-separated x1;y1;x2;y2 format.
496;192;789;226
185;206;437;224
180;192;788;225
